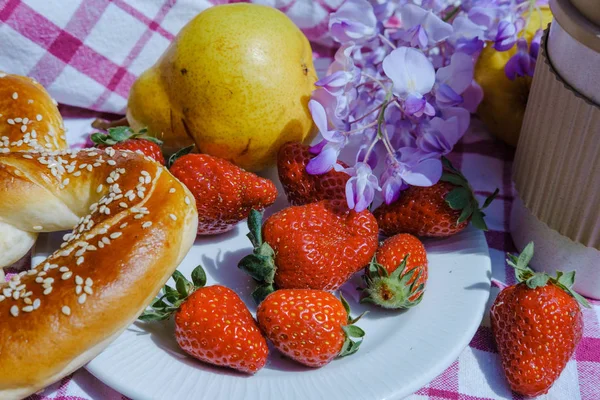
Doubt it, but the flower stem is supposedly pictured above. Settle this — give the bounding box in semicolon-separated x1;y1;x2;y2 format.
375;91;396;157
361;73;389;92
443;5;461;22
363;137;380;164
350;103;384;124
378;34;397;50
343;120;378;135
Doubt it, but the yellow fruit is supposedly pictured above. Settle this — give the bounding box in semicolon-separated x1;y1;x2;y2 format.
474;7;553;147
127;4;317;171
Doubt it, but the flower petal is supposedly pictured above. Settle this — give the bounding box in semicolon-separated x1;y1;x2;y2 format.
329;0;377;43
402;158;442;187
382;47;435;98
306;144;339;175
436;52;474;94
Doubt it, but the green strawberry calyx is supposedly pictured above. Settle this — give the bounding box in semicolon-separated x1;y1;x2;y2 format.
238;209;277;305
338;293;366;358
167;144;195;168
91;126;163;146
138;265;208;321
360;254;425;309
507;242;591;308
440;157;499;231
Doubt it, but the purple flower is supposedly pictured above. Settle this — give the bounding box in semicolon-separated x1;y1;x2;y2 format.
311;88;352;130
329;0;377;44
493;19;523;51
398;4;453;48
317;44;361;96
382;47;436;117
416;114;467;157
530;29;543;59
449;15;485;46
468;6;499;31
381;151;443;204
505;38;536;80
342;162;380;212
435;52;474;107
306;100;348;175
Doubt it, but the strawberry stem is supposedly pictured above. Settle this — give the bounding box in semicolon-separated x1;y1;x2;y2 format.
238;210;277;304
506;242;591;308
139;265;208;321
440;156;498;231
91;126;163;146
338;293;366;358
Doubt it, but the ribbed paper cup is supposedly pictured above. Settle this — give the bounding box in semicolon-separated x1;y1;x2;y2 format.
511;0;600;298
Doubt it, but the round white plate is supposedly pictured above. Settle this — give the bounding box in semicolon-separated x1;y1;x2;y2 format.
33;183;491;400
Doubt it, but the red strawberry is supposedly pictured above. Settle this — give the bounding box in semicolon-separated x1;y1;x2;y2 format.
239;200;378;303
490;243;589;397
277;142;349;206
361;234;428;309
374;158;498;237
257;289;365;367
169;151;277;235
140;266;269;374
92;126;165;164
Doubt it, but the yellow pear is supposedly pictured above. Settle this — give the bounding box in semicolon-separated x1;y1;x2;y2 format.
474;7;553;147
127;4;317;171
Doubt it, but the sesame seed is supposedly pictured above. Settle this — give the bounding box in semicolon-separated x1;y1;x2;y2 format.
23;154;33;159
59;266;69;272
10;306;19;317
142;222;152;229
78;294;87;304
75;275;83;285
119;202;128;208
79;163;88;169
27;269;37;276
36;114;42;121
23;117;29;124
43;287;53;295
61;272;73;280
35;277;43;283
24;297;32;304
76;285;82;294
120;223;128;229
107;160;116;166
84;286;93;295
97;184;103;193
33;299;40;309
12;92;18;100
98;241;105;249
110;232;122;239
28;99;33;104
12;291;20;300
14;118;22;123
135;214;144;219
7;119;14;125
169;188;176;194
22;306;33;313
33;226;43;231
169;214;177;221
20;125;27;133
102;237;110;245
87;164;93;172
85;278;93;286
138;191;145;198
73;171;81;177
99;227;108;234
2;288;11;297
77;257;84;266
185;197;191;205
62;306;71;316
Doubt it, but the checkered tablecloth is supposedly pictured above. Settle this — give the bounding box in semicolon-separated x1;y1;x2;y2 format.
1;1;599;399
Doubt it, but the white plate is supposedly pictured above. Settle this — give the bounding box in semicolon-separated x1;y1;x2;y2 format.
32;119;491;400
33;201;490;400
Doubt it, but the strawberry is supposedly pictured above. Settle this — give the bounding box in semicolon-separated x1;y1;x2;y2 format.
361;233;428;309
169;149;277;235
140;266;269;374
91;126;165;164
374;157;498;237
277;141;349;206
490;242;589;397
257;289;365;367
239;200;379;303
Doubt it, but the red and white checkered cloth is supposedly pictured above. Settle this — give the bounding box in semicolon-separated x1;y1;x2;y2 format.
2;1;599;399
0;0;340;114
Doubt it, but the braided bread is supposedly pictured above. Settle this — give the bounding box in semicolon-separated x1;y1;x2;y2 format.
0;73;198;399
